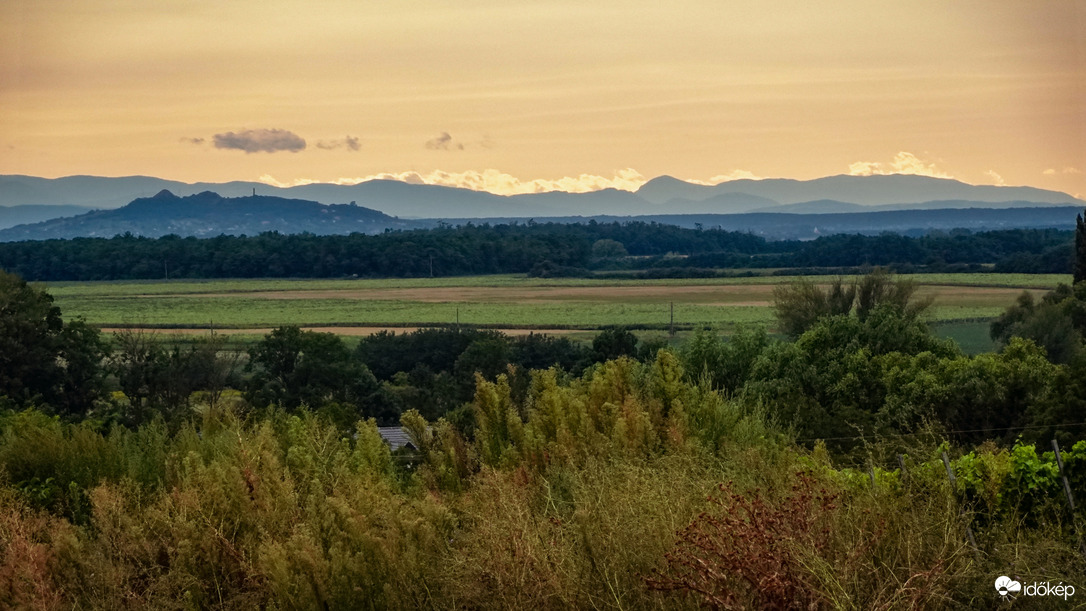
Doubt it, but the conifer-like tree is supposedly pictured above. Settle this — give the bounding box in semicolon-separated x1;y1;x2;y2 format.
1075;210;1086;285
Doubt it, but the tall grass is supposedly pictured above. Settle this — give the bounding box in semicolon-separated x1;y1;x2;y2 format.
1;353;1082;608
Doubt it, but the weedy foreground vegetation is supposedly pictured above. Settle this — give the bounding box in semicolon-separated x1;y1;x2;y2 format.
5;384;1086;610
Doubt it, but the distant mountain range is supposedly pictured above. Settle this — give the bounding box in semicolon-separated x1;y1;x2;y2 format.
0;190;415;241
0;195;1081;244
632;174;1081;207
0;173;1081;242
1;173;1080;220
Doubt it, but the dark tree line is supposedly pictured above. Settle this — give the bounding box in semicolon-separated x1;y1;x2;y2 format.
676;229;1073;272
0;223;1074;281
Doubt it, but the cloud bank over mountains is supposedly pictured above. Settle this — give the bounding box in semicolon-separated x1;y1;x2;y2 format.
179;136;1071;198
253;151;979;196
259;168;653;195
847;152;952;179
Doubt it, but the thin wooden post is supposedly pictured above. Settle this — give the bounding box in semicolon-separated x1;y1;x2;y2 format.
868;462;876;488
942;450;980;555
940;451;957;485
1052;439;1077;512
1051;439;1086;558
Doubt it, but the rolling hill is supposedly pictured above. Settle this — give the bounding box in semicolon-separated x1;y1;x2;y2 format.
0;190;418;241
0;204;94;230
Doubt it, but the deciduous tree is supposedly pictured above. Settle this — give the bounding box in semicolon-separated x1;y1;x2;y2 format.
0;271;106;415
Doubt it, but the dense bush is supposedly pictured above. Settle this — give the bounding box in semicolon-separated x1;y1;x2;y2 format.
1;356;1084;608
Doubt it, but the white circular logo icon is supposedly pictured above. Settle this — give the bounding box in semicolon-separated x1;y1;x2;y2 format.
995;576;1022;597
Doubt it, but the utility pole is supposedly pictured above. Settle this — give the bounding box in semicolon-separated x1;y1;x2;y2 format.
164;261;169;281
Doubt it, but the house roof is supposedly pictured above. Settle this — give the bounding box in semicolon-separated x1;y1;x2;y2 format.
377;426;415;452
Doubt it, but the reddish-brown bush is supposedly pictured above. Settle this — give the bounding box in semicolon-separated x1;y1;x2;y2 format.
647;472;838;610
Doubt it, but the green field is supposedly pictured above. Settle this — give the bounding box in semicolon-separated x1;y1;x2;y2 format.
45;272;1070;296
44;273;1068;332
928;320;998;354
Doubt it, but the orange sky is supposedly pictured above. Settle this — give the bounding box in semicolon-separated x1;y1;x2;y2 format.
1;0;1083;197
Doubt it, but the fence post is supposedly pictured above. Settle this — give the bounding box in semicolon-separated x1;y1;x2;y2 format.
942;450;980;556
1051;439;1086;558
1052;439;1077;512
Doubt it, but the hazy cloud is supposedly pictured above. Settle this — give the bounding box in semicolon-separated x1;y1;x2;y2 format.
213;128;306;153
984;170;1006;186
316;136;361;151
258;168;648;195
425;132;464;151
848;152;951;179
181;137;205;145
1043;167;1080;176
688;170;762;185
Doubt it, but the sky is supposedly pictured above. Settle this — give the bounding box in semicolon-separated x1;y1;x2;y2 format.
1;0;1083;197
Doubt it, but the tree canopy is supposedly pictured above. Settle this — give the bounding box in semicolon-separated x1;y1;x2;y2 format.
0;270;106;416
0;223;1074;281
773;270;931;338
